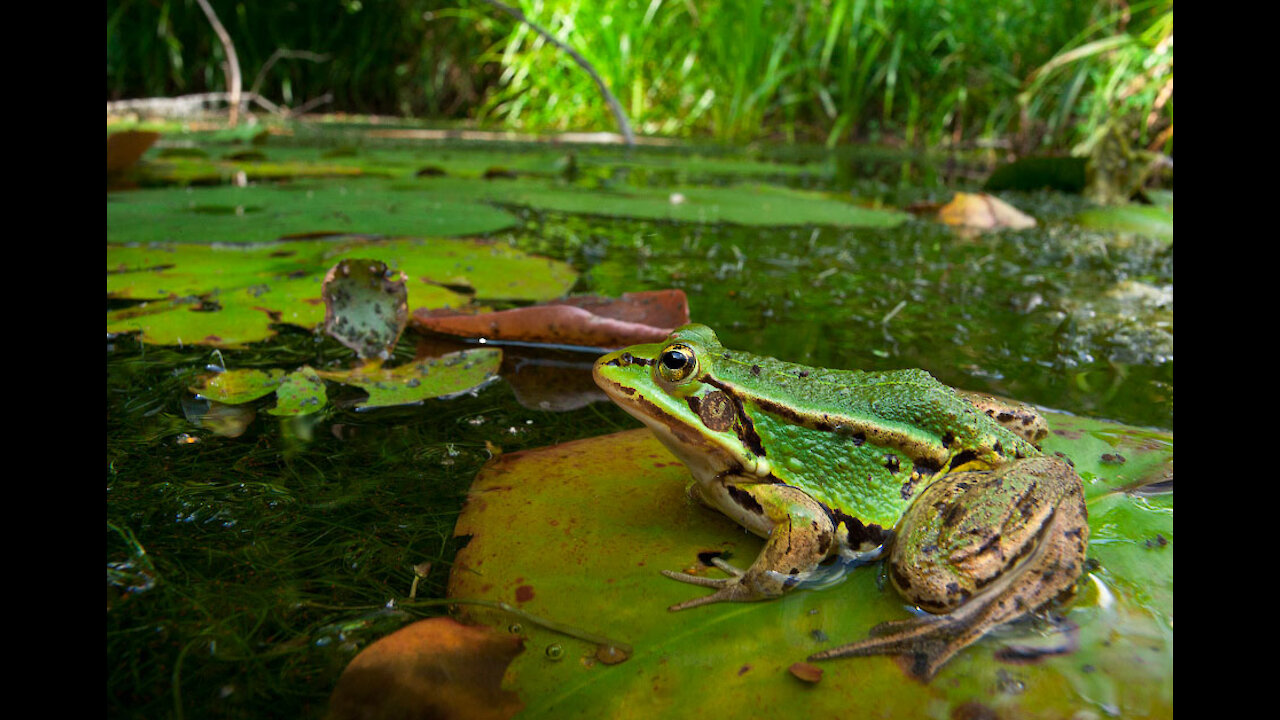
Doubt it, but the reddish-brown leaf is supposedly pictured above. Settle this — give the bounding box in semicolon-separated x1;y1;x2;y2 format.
411;290;689;348
327;617;524;720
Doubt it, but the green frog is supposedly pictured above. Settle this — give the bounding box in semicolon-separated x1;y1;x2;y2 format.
592;324;1088;680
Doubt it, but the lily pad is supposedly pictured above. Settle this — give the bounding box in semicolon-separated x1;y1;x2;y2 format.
268;367;328;417
464;178;909;228
447;411;1171;717
106;180;518;245
106;237;577;347
189;368;285;404
316;349;502;410
1075;203;1173;242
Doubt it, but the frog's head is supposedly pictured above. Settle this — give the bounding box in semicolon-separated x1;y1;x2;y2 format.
593;324;770;481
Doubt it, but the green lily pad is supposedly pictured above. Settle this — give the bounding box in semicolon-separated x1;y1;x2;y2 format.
106;179;518;245
1075;203;1173;242
189;368;286;405
106;237;577;347
440;177;908;228
448;411;1171;717
268;367;328;417
316;348;502;410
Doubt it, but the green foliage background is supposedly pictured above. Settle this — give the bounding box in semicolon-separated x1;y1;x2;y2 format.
107;0;1171;157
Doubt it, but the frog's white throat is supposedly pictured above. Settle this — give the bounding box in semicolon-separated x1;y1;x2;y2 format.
629;409;769;481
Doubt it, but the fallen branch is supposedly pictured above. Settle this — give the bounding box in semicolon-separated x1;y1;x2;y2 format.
478;0;635;146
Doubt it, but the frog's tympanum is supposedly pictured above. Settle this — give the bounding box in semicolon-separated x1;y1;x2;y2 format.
592;324;1088;680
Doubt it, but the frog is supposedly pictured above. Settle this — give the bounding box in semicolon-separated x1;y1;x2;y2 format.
592;324;1089;680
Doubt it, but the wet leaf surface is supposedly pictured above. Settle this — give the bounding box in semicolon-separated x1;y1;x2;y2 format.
189;368;286;404
316;349;502;410
327;617;524;720
448;411;1171;718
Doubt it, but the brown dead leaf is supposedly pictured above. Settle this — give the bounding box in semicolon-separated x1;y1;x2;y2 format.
937;192;1036;232
410;290;689;348
326;617;524;720
107;130;160;173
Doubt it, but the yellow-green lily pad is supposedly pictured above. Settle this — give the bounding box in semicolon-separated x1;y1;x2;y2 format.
107;237;577;347
189;368;286;405
447;411;1171;717
268;367;328;417
317;349;502;410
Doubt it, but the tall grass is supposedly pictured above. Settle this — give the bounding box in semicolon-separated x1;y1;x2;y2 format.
104;0;1171;154
475;0;1170;152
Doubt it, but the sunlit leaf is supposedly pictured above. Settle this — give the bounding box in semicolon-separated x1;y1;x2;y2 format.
938;192;1037;231
448;412;1171;717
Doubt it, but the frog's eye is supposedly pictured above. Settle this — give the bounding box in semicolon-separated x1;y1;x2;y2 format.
657;343;698;383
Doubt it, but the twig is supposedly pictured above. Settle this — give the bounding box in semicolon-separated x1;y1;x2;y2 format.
479;0;635;146
194;0;242;127
287;92;334;118
249;49;332;98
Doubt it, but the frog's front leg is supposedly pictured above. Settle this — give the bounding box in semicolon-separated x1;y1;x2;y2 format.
663;478;836;611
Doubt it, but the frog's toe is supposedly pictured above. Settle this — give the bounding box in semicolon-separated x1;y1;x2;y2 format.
660;569;733;588
665;581;759;611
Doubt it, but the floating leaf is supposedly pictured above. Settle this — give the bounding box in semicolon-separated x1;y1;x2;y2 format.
323;259;409;360
411;290;689;348
106;180;518;245
1075;203;1173;242
107;130;160;173
106;237;575;347
327;617;524;720
268;367;328;417
448;412;1171;717
317;349;502;410
937;192;1037;232
476;179;909;228
189;368;285;404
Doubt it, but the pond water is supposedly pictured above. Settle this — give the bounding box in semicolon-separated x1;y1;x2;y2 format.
106;127;1171;717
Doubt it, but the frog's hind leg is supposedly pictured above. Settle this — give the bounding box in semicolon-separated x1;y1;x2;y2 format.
811;458;1088;681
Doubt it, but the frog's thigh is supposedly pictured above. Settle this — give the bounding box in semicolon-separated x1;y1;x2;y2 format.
890;456;1086;615
707;480;838;591
954;389;1049;445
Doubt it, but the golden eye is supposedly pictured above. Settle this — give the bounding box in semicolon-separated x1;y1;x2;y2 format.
657;343;698;383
